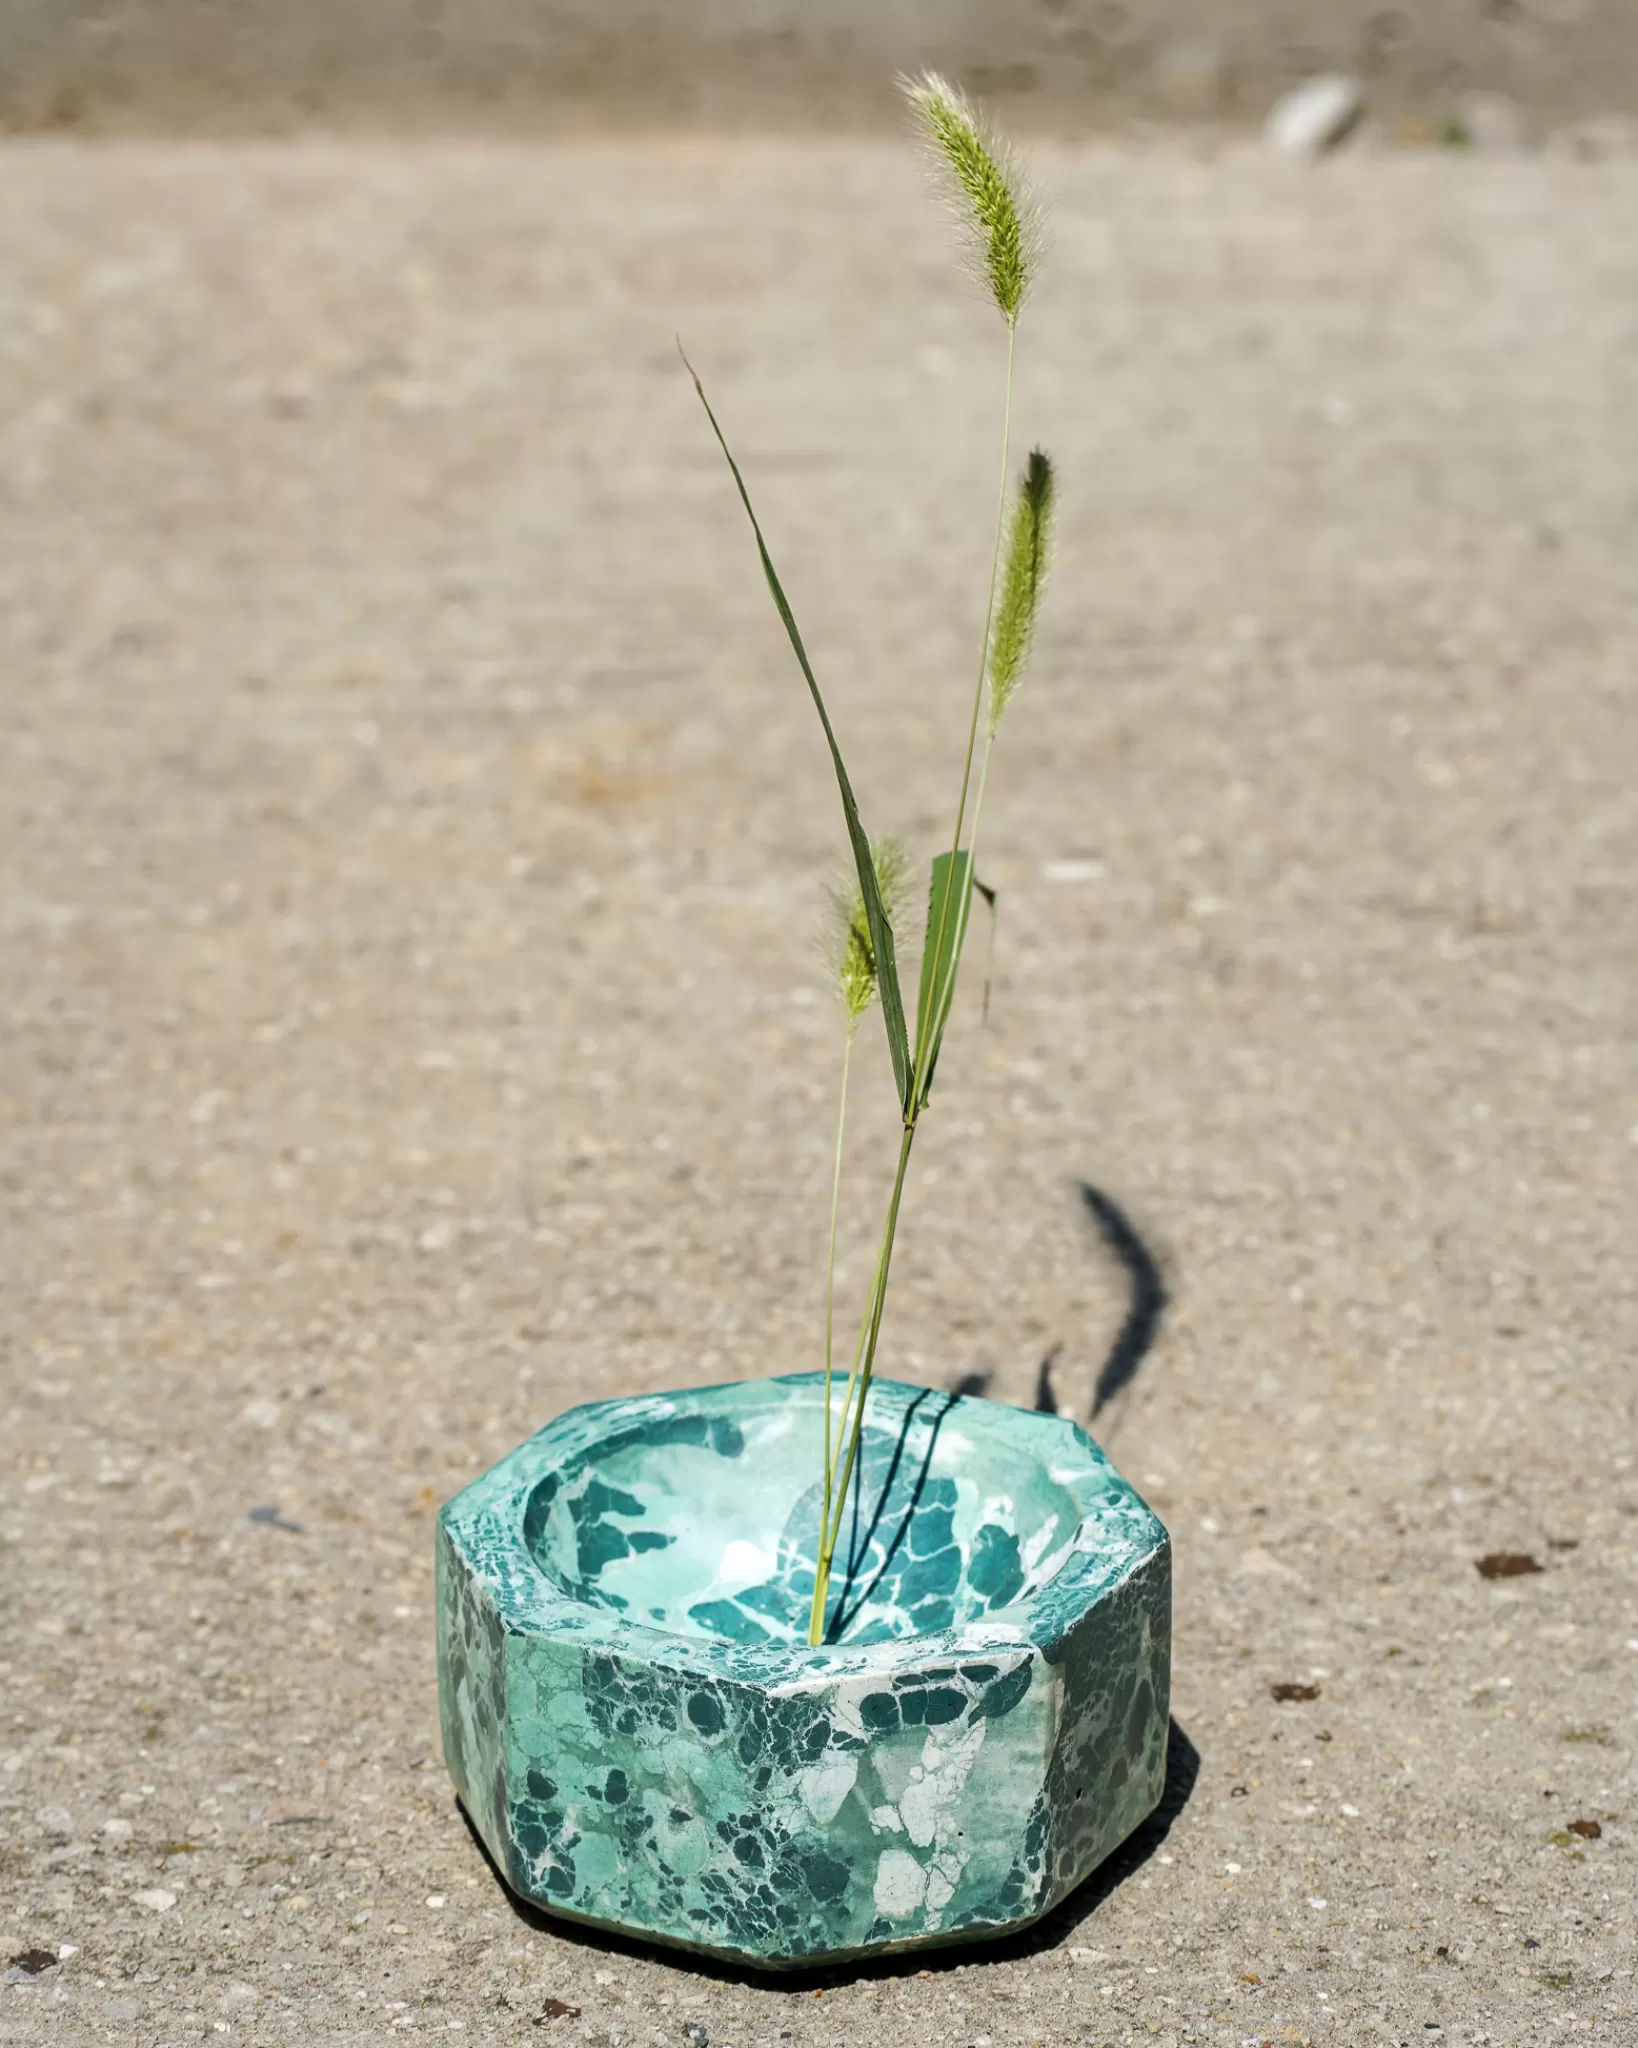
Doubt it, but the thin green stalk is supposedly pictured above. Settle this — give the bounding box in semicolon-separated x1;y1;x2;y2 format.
911;316;1016;1110
967;747;995;908
808;1264;877;1645
927;734;997;1059
810;320;1020;1648
807;1119;918;1644
820;1029;857;1506
810;1208;888;1642
934;442;1055;1043
827;1124;917;1555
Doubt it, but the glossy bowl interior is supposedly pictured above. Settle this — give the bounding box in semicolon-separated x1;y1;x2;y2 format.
524;1380;1085;1646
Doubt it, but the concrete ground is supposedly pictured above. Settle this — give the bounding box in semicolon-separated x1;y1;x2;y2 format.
1;134;1635;2047
3;2;1636;138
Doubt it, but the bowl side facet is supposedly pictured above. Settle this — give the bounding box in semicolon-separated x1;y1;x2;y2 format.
436;1374;1171;1966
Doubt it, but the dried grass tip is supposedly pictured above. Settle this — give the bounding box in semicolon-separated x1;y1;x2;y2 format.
901;70;1040;323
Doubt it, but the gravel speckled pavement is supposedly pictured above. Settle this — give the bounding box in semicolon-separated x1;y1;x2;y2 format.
2;137;1635;2046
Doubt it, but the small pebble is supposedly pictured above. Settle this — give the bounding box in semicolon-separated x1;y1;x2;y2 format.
1266;75;1365;157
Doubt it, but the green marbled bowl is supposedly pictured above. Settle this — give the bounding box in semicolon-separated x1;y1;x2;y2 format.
437;1373;1169;1968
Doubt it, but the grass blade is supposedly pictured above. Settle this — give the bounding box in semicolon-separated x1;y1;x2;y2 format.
684;348;912;1110
914;849;973;1102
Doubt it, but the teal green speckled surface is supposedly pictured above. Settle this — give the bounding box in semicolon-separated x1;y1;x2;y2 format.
436;1374;1170;1967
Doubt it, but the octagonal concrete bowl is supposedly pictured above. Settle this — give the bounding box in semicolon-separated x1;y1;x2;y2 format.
437;1373;1170;1968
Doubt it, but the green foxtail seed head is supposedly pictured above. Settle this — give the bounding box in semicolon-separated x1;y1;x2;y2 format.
987;448;1055;738
829;837;910;1029
901;70;1039;324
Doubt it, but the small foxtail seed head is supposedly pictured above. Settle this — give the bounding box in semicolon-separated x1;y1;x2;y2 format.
987;448;1056;738
902;70;1039;324
828;838;910;1028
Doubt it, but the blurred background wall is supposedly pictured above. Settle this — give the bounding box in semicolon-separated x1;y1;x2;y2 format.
1;0;1633;135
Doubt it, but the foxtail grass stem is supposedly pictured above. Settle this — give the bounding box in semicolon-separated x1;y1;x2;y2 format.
808;321;1019;1647
807;1119;917;1643
820;1031;857;1508
936;732;998;1047
910;315;1016;1112
809;1261;875;1642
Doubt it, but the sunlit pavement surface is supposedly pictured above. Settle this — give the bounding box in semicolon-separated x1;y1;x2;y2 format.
2;137;1634;2046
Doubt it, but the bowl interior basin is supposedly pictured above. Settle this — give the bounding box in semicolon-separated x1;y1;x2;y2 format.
523;1384;1084;1646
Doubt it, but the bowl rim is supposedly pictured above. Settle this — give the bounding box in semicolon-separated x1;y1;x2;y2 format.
439;1372;1168;1684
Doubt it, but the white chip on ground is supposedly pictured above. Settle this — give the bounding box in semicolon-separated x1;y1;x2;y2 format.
1040;858;1105;883
1309;1897;1327;1908
1265;74;1365;156
426;1895;445;1908
132;1888;176;1913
